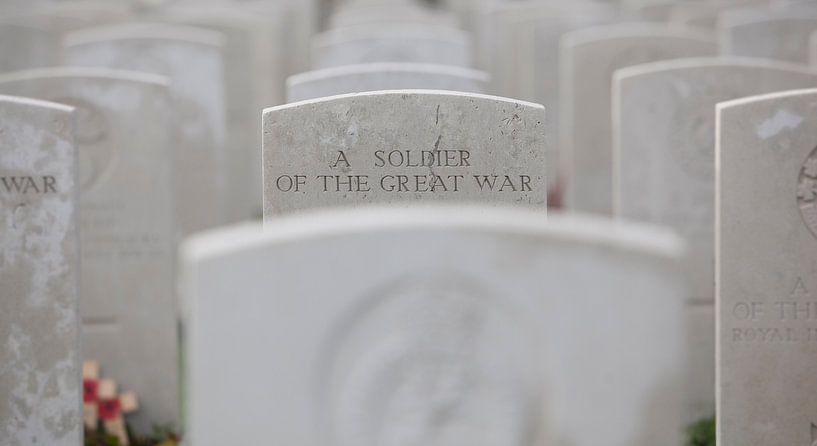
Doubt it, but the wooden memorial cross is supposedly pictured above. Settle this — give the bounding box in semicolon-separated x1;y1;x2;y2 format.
82;360;139;445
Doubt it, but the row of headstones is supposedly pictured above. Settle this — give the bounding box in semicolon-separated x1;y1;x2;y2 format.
3;0;817;444
179;85;817;445
0;0;326;444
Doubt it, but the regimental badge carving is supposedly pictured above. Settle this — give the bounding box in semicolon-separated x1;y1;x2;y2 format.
319;273;541;446
796;146;817;240
53;97;113;192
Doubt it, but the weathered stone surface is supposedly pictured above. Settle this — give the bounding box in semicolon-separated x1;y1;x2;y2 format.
613;57;817;421
561;23;716;214
0;67;178;433
263;90;546;216
287;63;488;102
719;8;817;64
0;95;80;446
182;206;687;446
311;24;473;69
63;23;229;236
717;88;817;446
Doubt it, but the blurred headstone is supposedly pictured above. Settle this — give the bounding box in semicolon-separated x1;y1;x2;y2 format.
719;8;817;64
0;95;80;446
613;57;817;421
287;62;488;102
183;206;687;446
312;24;473;69
561;23;716;214
64;23;230;236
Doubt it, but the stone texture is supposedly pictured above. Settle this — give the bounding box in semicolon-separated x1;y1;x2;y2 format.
286;63;489;102
182;206;687;446
63;23;229;236
263;90;546;216
311;24;473;69
717;88;817;446
561;23;716;215
719;9;817;64
0;95;80;446
0;67;178;433
613;57;817;421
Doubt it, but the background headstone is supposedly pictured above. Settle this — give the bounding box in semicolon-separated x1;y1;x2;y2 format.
263;90;546;216
717;88;817;446
561;23;716;214
0;67;179;433
613;57;817;421
287;62;488;102
718;9;817;64
0;95;80;446
63;23;230;236
311;24;473;69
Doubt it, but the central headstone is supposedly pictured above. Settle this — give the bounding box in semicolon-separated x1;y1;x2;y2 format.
0;96;79;446
263;90;546;216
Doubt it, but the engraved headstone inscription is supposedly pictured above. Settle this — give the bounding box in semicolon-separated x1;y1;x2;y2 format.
613;57;817;421
182;206;687;446
561;23;716;214
0;67;178;433
287;63;489;103
263;90;546;216
63;23;229;236
717;88;817;446
0;95;80;446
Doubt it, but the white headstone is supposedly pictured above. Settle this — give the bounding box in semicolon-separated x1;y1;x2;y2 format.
483;4;616;204
716;87;817;446
561;23;716;214
311;24;473;69
155;7;284;220
328;2;459;29
719;9;817;64
0;95;80;446
263;90;546;216
182;206;688;446
287;63;488;102
63;23;229;236
613;57;817;421
0;22;60;72
0;67;178;432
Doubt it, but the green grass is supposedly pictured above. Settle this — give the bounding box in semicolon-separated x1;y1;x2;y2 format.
686;416;716;446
